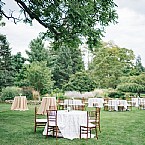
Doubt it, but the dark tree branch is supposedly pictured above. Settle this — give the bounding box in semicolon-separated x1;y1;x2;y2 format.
14;0;59;36
1;10;19;24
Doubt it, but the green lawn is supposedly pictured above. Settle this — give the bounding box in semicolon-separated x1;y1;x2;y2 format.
0;103;145;145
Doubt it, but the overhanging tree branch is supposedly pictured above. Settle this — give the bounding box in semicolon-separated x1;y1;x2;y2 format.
1;10;19;23
14;0;59;35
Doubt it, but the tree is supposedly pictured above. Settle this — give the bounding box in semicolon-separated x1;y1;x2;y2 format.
117;73;145;97
12;52;26;73
133;55;145;75
26;37;49;63
11;52;26;87
0;13;5;26
89;41;135;88
1;0;118;49
0;34;14;91
48;44;84;89
24;61;54;96
14;64;29;87
63;71;96;92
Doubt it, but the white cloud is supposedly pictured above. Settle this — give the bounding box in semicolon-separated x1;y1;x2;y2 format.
114;0;145;15
1;19;46;57
103;5;145;66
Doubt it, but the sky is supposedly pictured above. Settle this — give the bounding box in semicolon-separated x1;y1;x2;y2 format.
1;0;145;66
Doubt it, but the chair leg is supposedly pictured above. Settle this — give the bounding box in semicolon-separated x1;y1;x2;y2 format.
34;123;36;133
99;124;101;133
86;128;88;140
80;126;81;139
46;124;48;138
56;127;58;140
96;128;98;139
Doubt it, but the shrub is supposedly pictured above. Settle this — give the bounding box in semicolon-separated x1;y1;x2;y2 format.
1;86;21;101
21;89;33;100
63;71;97;92
108;90;125;99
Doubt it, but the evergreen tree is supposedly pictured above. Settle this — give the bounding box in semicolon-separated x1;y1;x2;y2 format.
49;45;85;89
135;55;144;75
12;52;26;87
26;37;49;63
12;52;26;74
0;34;13;91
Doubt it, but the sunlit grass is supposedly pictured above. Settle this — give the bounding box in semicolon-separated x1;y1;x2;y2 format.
0;103;145;145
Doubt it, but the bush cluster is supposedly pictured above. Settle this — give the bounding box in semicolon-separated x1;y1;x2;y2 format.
1;87;21;101
1;86;33;101
108;90;125;99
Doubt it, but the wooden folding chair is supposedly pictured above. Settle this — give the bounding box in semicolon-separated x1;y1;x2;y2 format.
46;109;59;139
80;110;98;140
34;106;47;133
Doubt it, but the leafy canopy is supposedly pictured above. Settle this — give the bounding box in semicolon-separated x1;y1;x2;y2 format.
89;41;135;88
24;61;54;94
63;71;96;92
26;37;49;63
117;73;145;95
1;0;118;48
48;44;85;89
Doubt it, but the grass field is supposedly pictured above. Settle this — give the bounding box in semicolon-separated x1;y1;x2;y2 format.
0;103;145;145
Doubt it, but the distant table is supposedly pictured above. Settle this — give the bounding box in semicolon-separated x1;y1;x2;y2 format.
11;96;29;111
131;98;139;107
37;97;57;115
88;98;104;108
63;99;85;109
131;98;145;107
108;100;128;111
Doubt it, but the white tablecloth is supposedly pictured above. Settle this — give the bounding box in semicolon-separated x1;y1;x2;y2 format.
43;110;87;140
64;99;83;105
108;100;128;111
88;98;104;108
131;98;139;107
63;99;85;109
131;98;145;107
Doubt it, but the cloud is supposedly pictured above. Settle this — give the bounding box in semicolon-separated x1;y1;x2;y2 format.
1;18;46;57
114;0;145;15
103;2;145;66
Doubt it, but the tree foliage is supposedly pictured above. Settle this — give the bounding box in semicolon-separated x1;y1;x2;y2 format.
0;34;14;91
89;41;135;88
1;86;21;101
14;64;29;87
26;37;49;63
12;52;26;73
1;0;118;49
132;55;145;75
48;45;84;89
63;71;96;92
117;73;145;96
24;61;53;94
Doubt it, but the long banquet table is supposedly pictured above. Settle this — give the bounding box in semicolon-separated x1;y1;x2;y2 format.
43;110;88;140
